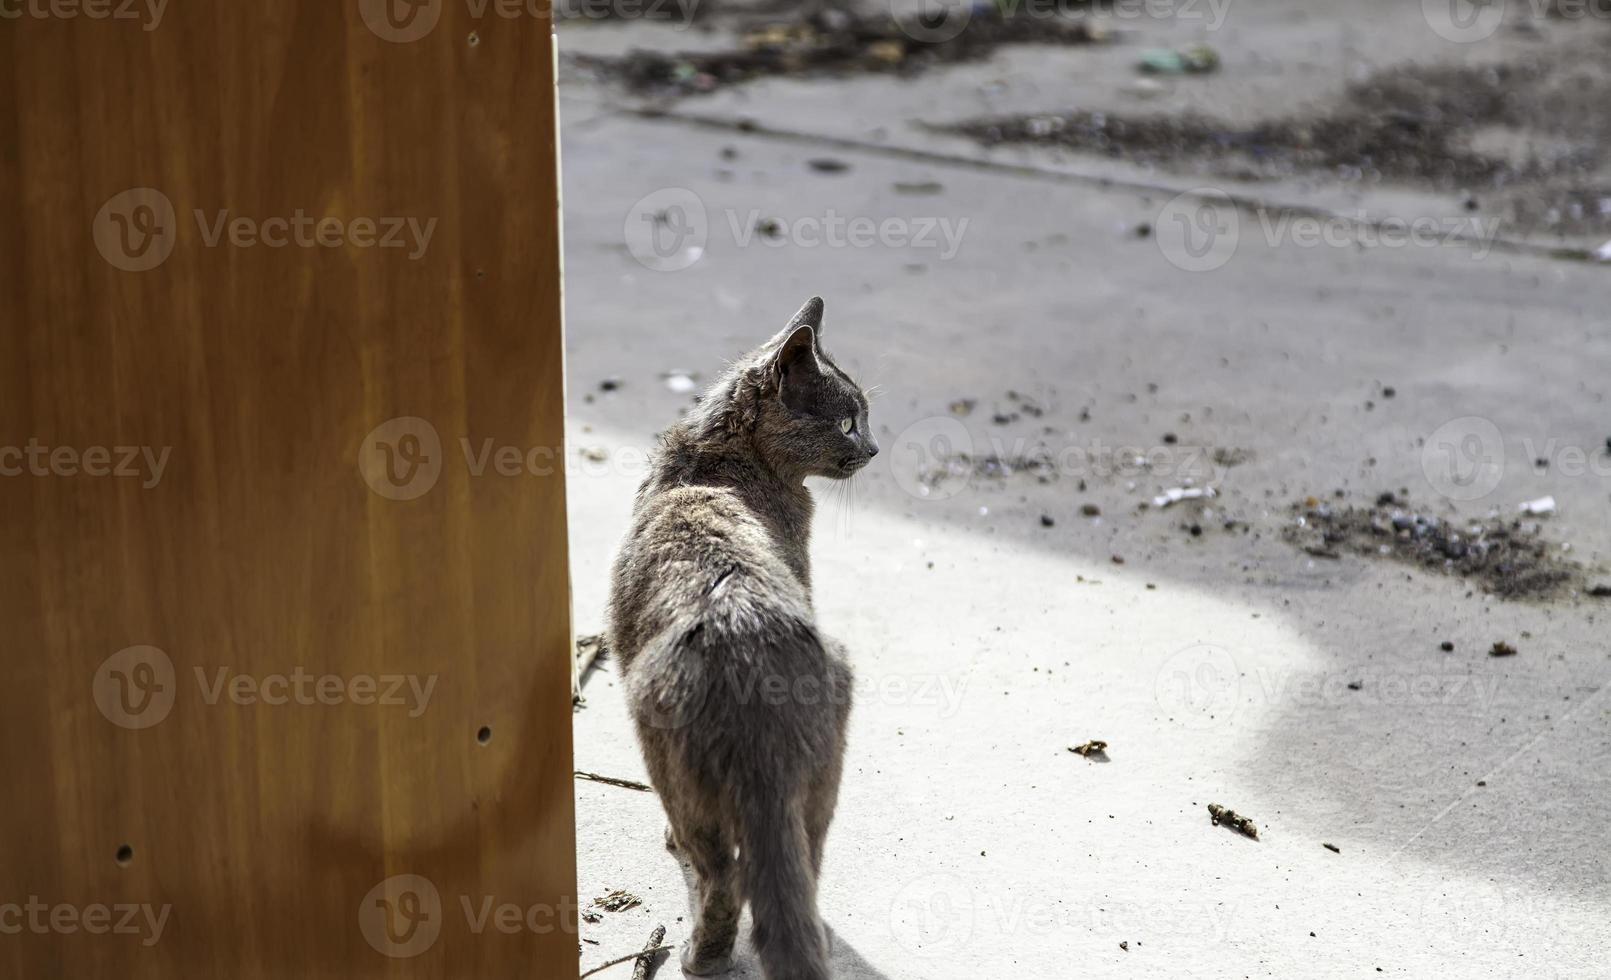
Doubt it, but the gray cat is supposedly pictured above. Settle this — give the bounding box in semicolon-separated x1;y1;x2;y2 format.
607;297;876;980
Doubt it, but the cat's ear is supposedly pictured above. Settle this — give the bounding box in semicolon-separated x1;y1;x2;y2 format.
786;296;825;334
772;324;821;380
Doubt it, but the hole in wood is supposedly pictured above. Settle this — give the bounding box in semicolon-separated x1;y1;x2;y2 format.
115;844;134;866
476;726;492;745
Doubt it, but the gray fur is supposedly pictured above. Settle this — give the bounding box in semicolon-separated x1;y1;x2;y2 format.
607;297;875;980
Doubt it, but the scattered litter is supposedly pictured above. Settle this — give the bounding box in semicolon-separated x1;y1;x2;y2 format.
1207;803;1259;840
1081;503;1102;517
1323;842;1341;854
1490;641;1518;657
577;925;673;980
1040;514;1056;527
1519;495;1556;516
807;157;850;174
580;447;609;463
1595;239;1611;262
1068;739;1108;758
1138;43;1219;75
663;371;698;394
1440;640;1455;652
575;771;654;793
599;377;622;392
1119;940;1129;951
894;180;944;195
592;889;643;914
577;6;1107;98
1153;486;1216;509
1282;496;1580;599
948;398;976;416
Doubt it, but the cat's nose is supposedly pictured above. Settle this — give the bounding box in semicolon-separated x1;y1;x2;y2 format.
866;441;879;458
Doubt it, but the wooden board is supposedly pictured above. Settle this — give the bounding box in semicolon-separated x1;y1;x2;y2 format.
0;3;578;977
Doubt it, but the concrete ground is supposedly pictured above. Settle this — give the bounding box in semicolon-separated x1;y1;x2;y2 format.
558;4;1611;977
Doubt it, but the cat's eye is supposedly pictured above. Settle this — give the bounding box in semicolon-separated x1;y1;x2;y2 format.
839;418;854;435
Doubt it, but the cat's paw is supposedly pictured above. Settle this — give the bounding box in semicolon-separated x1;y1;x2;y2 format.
680;943;735;976
664;824;680;852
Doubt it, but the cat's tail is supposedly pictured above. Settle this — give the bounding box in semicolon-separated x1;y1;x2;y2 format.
734;786;830;980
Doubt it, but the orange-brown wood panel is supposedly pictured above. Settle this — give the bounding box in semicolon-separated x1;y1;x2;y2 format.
0;3;578;977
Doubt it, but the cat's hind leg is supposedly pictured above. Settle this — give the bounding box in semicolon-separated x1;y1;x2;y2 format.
671;813;740;975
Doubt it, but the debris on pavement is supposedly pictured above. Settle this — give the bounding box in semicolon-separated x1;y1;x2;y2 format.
1153;486;1216;509
633;925;668;980
577;925;673;980
1519;495;1557;516
1068;739;1108;758
1323;842;1341;853
1208;803;1260;840
574;5;1107;97
1490;641;1519;657
1282;496;1581;599
576;771;655;793
592;889;644;913
663;371;698;394
1595;239;1611;262
1138;43;1220;75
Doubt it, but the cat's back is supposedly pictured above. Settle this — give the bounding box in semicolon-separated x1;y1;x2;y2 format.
609;481;809;667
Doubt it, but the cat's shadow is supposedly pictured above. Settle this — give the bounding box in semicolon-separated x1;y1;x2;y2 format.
667;840;895;980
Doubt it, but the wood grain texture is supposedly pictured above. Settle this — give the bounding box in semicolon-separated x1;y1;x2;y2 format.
0;3;578;977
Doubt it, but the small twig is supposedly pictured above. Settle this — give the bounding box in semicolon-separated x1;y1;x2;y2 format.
575;770;654;793
1068;739;1108;758
1207;802;1259;840
579;942;675;979
633;925;667;980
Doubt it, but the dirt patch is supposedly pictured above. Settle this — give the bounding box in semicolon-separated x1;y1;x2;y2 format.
572;6;1105;97
943;60;1611;236
1281;494;1584;600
